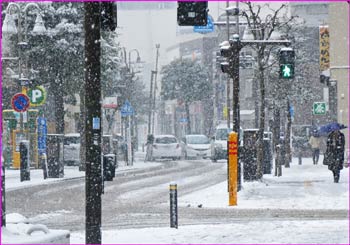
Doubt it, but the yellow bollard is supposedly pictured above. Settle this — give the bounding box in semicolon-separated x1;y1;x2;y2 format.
228;132;238;206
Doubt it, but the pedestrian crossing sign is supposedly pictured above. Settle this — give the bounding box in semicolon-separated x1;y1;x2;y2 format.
313;102;326;115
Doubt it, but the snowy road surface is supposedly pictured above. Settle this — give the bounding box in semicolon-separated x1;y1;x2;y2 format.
3;155;349;244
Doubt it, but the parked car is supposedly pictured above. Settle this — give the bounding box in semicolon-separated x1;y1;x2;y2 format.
112;134;126;162
63;133;80;166
181;134;211;159
210;124;243;162
151;135;181;160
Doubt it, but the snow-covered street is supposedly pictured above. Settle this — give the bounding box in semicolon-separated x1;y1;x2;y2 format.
3;155;349;244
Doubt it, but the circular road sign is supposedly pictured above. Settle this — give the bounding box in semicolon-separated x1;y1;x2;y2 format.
11;93;30;112
27;86;47;106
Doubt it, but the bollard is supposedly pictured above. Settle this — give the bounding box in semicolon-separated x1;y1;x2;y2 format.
20;141;30;182
2;157;6;227
228;132;238;206
40;154;48;179
275;145;282;177
169;183;178;228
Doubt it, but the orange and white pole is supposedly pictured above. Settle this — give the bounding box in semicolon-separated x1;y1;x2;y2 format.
228;132;238;206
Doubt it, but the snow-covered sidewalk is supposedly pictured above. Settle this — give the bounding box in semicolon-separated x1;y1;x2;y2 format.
70;220;348;244
69;157;349;244
179;157;349;210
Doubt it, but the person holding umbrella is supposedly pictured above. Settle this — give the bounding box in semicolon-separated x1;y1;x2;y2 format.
323;128;345;183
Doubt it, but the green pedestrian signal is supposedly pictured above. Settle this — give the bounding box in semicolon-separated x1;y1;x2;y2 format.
279;48;295;79
280;64;294;79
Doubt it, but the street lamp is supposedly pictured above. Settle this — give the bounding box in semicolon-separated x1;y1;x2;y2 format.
2;1;46;228
3;3;47;85
2;3;46;137
128;49;141;72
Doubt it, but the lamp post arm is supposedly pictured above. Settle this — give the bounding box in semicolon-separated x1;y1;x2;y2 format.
6;3;21;41
122;47;128;68
23;3;41;42
128;49;140;69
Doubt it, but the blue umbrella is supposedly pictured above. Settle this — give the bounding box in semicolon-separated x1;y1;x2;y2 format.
318;122;347;136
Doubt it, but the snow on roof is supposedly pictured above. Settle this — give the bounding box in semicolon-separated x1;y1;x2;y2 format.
154;134;177;138
64;133;80;137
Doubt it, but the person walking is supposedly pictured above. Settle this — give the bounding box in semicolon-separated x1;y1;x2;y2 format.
323;129;345;183
309;132;322;165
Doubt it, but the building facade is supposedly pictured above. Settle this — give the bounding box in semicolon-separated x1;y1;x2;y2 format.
329;2;349;151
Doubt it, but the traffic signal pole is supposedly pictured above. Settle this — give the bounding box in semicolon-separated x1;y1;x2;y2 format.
231;37;241;191
226;1;231;129
84;2;102;244
220;12;291;188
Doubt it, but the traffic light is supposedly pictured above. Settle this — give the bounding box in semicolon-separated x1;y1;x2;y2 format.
177;1;208;26
280;64;294;79
219;42;234;75
279;48;295;79
220;61;230;73
101;2;118;31
320;74;330;84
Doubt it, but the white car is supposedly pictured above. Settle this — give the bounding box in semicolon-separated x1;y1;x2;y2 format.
181;134;211;159
151;135;181;160
210;124;243;162
63;133;81;166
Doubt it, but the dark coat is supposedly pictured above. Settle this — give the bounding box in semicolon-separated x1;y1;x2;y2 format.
325;130;345;171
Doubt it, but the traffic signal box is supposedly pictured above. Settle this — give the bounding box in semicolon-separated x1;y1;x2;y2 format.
279;48;295;79
177;1;208;26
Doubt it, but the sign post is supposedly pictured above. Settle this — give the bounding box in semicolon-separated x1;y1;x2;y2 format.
121;100;135;166
11;93;30;145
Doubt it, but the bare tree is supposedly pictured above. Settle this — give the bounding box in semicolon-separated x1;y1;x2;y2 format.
240;2;297;179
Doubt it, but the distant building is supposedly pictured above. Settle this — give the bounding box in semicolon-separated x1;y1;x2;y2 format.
329;2;349;150
290;2;328;27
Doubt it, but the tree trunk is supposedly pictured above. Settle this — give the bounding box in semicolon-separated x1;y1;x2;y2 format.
256;55;265;180
79;89;86;171
185;101;191;134
285;100;292;168
53;76;65;134
273;107;281;150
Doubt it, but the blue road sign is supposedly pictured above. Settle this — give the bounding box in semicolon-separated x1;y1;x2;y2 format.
37;117;47;155
289;105;294;118
93;117;100;130
194;15;214;33
179;118;188;123
121;100;135;117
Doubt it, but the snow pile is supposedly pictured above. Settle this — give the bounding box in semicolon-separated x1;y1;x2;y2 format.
2;213;70;244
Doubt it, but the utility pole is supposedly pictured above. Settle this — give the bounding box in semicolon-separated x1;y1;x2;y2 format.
148;72;155;135
152;44;160;134
226;1;230;129
232;1;241;191
84;2;102;244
